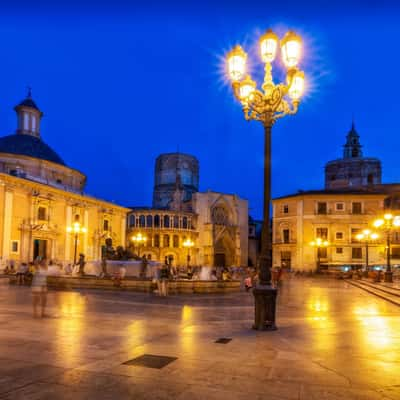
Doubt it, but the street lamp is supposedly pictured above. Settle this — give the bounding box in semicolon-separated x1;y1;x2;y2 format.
66;222;87;265
226;28;305;330
356;229;379;276
182;238;194;270
131;232;147;257
373;213;400;282
310;238;329;273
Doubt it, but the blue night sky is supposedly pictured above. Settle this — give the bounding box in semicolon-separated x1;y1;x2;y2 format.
0;1;398;218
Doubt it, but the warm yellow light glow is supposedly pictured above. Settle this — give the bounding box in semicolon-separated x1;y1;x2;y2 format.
288;70;304;100
394;217;400;227
384;213;393;220
371;233;379;240
310;238;328;247
227;45;247;81
183;238;194;248
363;229;371;236
259;29;279;63
131;233;147;243
281;31;302;68
356;233;363;241
67;222;86;234
239;75;256;101
374;219;384;228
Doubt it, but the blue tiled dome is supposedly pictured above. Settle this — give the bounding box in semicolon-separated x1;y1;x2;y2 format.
0;134;65;166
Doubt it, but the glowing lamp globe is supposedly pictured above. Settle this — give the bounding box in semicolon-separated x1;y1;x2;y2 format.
281;31;302;68
227;45;247;81
288;70;305;100
239;75;256;101
259;29;279;63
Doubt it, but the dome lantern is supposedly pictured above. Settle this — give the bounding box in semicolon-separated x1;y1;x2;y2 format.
14;87;43;138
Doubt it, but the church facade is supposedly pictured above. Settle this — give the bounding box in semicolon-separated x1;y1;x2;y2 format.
272;124;400;271
0;92;128;266
127;153;249;267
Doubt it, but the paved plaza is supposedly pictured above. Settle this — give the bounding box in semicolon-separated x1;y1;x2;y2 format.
1;277;400;399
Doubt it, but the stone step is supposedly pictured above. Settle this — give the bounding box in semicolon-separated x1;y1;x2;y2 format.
346;279;400;306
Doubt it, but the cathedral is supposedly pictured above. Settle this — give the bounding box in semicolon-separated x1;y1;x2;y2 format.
127;153;249;267
272;123;400;271
0;92;128;266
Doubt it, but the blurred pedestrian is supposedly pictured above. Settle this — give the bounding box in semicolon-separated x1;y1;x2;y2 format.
31;259;49;318
160;264;169;297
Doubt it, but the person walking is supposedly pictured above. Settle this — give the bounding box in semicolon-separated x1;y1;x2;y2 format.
160;264;170;297
78;253;86;276
31;259;49;318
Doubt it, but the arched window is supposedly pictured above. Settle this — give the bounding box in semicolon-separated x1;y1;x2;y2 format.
163;234;170;247
182;216;188;229
173;216;179;228
164;215;170;228
367;174;374;184
74;214;80;222
146;215;153;227
129;214;135;227
139;215;145;227
154;215;160;227
154;234;160;247
173;235;179;248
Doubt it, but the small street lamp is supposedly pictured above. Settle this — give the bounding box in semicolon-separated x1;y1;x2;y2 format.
373;213;400;282
182;238;194;270
67;222;87;265
310;238;329;272
226;29;305;331
131;232;147;257
356;229;378;277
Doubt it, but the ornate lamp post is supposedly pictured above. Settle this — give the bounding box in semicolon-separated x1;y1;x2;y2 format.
226;29;305;331
66;222;87;265
373;213;400;282
131;232;147;257
356;229;378;276
182;238;194;270
310;238;329;272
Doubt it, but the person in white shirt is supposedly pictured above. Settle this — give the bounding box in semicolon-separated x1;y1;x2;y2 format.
31;259;49;318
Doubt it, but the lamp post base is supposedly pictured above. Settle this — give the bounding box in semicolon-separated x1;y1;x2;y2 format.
384;271;393;283
252;285;277;331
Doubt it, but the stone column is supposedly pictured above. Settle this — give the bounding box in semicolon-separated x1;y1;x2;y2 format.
2;190;13;260
65;205;72;263
84;209;89;256
120;216;126;248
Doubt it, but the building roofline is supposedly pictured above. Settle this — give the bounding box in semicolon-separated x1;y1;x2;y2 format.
0;172;129;212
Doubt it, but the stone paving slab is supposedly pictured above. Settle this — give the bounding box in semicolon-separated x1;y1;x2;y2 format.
1;278;400;399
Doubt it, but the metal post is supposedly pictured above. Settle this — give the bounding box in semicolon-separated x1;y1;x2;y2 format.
385;231;393;282
365;241;369;272
253;122;277;331
317;247;321;272
73;233;78;265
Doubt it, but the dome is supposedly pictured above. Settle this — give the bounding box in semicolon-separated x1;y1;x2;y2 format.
0;134;65;166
